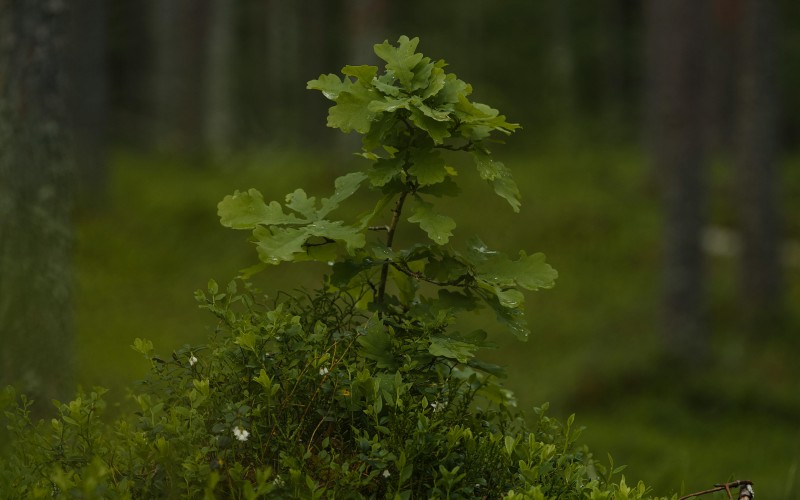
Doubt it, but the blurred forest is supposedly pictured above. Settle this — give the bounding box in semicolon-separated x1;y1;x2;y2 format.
2;0;800;496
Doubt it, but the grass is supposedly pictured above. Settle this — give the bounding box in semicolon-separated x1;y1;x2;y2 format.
73;145;800;498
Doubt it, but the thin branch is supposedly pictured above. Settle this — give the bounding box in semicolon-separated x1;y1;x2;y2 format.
376;190;410;306
390;261;466;287
678;480;753;500
434;141;474;152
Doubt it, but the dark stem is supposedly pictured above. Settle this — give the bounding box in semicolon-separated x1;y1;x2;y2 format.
390;261;466;287
376;189;410;306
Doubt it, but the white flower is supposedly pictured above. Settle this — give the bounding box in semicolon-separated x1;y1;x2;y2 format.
273;475;285;487
188;354;198;366
233;426;250;442
319;366;329;376
382;469;391;478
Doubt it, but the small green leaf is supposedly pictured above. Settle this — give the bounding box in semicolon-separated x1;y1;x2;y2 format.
305;220;365;251
284;189;317;219
412;99;450;122
218;189;304;229
327;85;381;134
318;172;368;218
495;288;524;308
368;97;411;113
409;108;451;143
374;36;424;88
407;200;455;245
372;73;402;96
492;175;522;213
253;226;309;264
477;251;557;291
408;149;447;186
472;151;503;181
341;64;378;83
435;75;470;105
429;336;478;363
421;64;447;99
368;157;404;187
357;319;395;369
307;73;350;100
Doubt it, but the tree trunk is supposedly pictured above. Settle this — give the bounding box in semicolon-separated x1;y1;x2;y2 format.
735;0;782;326
265;0;301;144
69;0;109;207
0;0;75;412
151;0;210;155
204;0;235;159
645;0;709;367
345;0;389;66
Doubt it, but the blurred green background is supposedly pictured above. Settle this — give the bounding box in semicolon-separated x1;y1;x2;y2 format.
3;1;800;497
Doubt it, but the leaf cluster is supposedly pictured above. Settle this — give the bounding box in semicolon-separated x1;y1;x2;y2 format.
219;35;556;340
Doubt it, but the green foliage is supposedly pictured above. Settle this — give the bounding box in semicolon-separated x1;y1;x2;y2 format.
2;36;675;498
222;34;554;341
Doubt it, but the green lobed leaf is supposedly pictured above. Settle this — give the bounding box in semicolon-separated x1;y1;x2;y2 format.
367;97;411;114
484;292;530;340
372;72;402;97
472;151;503;181
420;63;447;100
407;200;456;245
318;172;368;218
408;149;447;186
492;176;522;213
327;84;381;134
409;108;451;143
285;189;317;219
434;75;470;105
428;336;478;363
253;226;309;264
305;220;365;251
341;64;378;83
373;36;424;89
306;73;350;100
476;250;557;291
368;157;404;187
218;189;305;229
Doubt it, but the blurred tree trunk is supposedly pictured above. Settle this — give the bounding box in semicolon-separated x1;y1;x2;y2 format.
0;0;75;412
266;0;301;144
346;0;389;65
69;0;109;207
548;0;575;135
300;0;344;147
735;0;783;326
704;0;740;155
204;0;235;159
151;0;210;155
645;0;709;367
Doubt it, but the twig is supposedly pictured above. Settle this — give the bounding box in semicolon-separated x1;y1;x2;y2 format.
390;261;466;287
678;480;753;500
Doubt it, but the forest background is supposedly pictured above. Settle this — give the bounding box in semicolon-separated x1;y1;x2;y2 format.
1;0;799;497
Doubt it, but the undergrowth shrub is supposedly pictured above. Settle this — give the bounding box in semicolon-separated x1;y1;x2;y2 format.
1;36;672;499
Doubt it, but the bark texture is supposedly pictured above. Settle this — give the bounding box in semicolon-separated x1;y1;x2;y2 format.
0;0;75;411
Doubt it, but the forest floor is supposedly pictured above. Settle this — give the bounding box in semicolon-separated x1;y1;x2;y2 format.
74;146;800;498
